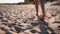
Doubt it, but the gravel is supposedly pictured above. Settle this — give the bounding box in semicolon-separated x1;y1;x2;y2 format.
0;2;60;34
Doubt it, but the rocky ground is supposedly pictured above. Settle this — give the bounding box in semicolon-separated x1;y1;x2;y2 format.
0;2;60;34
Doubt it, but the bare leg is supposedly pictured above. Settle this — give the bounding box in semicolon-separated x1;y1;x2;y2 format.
35;0;39;16
39;0;45;20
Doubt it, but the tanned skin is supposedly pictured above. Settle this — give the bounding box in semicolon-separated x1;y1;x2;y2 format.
35;0;39;16
35;0;45;21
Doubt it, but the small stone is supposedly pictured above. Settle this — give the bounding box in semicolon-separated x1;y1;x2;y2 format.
31;23;39;26
58;26;60;30
1;19;8;22
14;26;25;33
30;30;37;33
22;19;27;23
0;16;3;19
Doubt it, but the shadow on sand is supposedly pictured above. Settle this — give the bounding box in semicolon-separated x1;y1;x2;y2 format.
38;19;56;34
